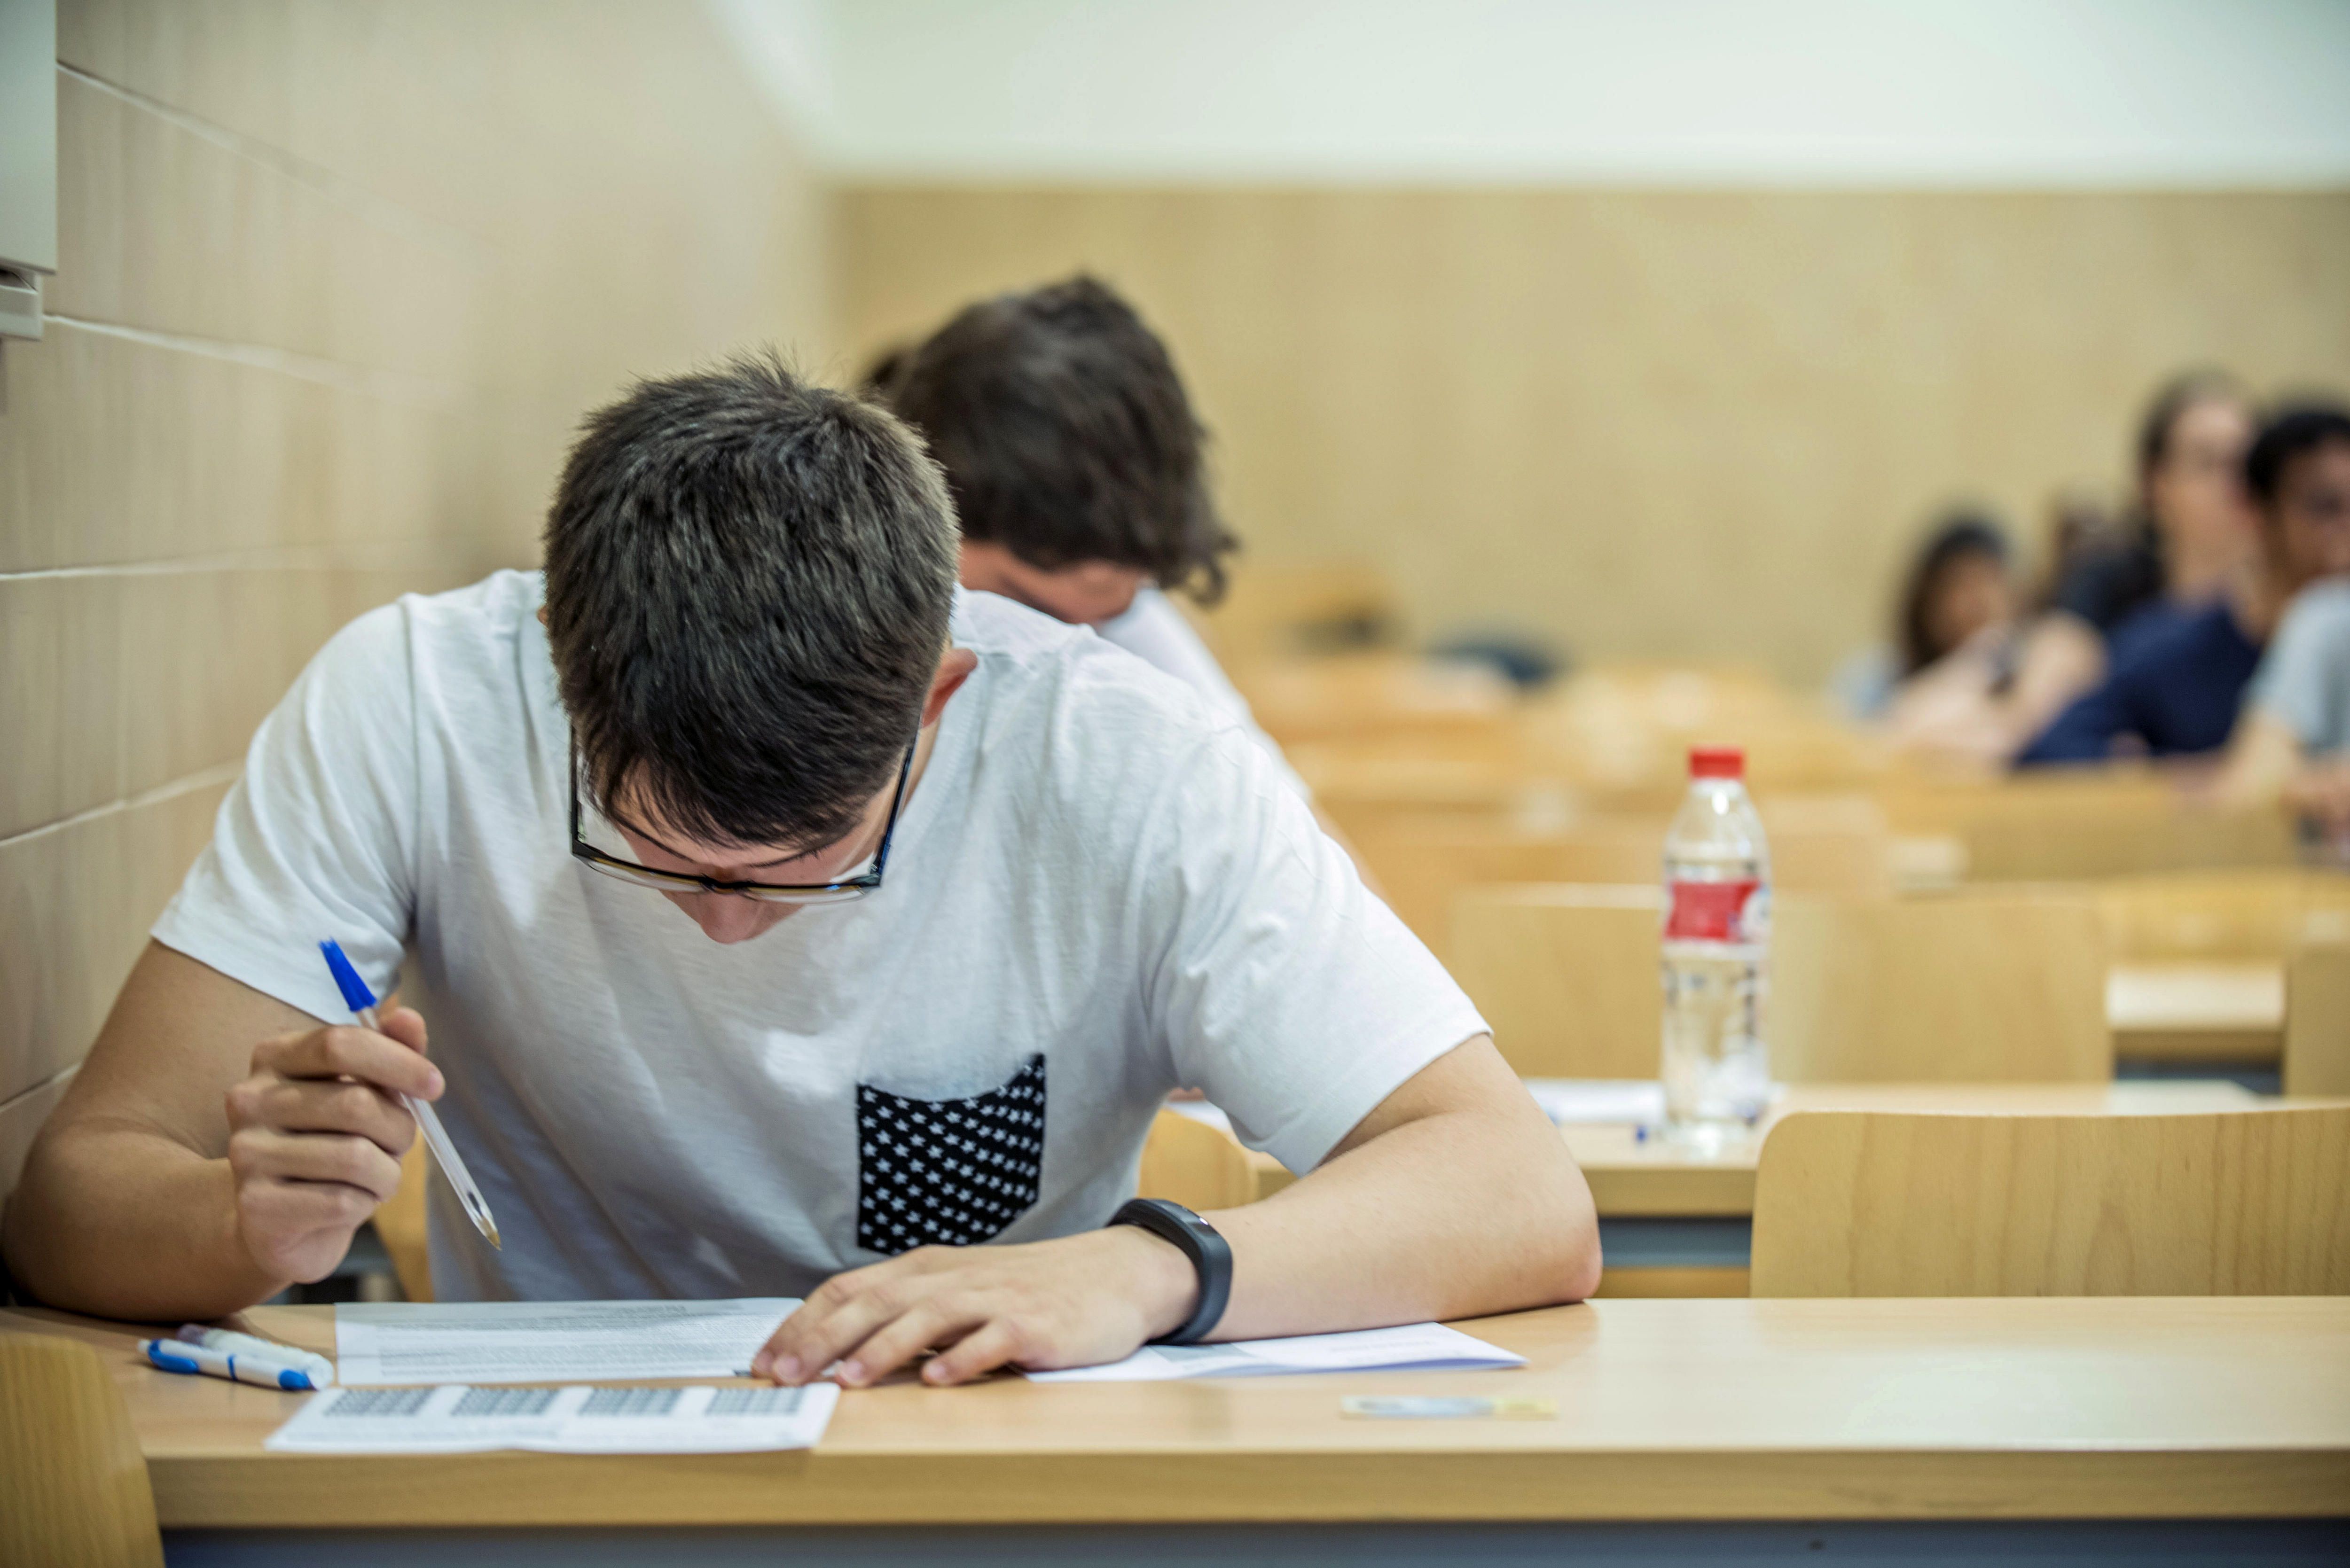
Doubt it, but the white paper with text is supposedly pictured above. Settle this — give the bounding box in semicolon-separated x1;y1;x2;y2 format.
266;1381;838;1453
335;1299;797;1386
1026;1322;1524;1382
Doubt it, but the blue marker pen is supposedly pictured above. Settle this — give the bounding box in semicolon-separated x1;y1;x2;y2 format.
175;1324;337;1388
141;1336;321;1391
319;941;502;1249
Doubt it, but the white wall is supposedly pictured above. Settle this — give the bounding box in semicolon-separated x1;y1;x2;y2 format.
723;0;2350;185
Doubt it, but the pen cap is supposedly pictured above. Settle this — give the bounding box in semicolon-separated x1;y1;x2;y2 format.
319;940;379;1014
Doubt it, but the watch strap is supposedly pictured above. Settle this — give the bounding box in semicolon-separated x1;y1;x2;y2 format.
1110;1197;1232;1345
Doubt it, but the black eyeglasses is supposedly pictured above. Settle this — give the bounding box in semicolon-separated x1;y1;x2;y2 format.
568;738;916;905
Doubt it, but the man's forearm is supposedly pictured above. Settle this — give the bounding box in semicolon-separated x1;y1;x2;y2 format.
3;1123;287;1319
1201;1101;1599;1342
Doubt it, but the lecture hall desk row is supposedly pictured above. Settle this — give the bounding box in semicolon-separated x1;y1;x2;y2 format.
1231;1080;2274;1295
1225;950;2292;1209
1561;1080;2263;1221
2108;957;2286;1064
3;1296;2345;1565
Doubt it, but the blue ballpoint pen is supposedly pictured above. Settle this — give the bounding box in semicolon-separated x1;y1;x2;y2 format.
141;1335;323;1391
319;940;501;1249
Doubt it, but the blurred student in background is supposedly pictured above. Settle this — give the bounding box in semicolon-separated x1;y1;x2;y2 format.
877;276;1307;797
2021;402;2350;767
1834;512;2013;713
1886;370;2265;763
2054;371;2260;640
1840;511;2059;769
2032;486;2123;610
2016;372;2259;699
2217;405;2350;840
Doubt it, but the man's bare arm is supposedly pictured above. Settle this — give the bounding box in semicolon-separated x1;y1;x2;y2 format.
1188;1032;1600;1338
756;1034;1602;1386
2;942;437;1319
1998;614;2107;755
2211;708;2306;808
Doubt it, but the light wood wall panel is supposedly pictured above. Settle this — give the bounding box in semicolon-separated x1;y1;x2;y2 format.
51;66;477;384
838;187;2350;682
0;1073;78;1201
0;321;466;572
0;779;230;1107
0;1;831;1197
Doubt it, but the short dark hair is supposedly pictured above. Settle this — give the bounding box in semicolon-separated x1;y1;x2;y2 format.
2245;402;2350;509
857;343;912;404
885;275;1238;604
542;351;957;853
1897;511;2010;675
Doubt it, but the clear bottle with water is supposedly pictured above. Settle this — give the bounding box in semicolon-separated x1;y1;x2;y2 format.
1660;746;1771;1140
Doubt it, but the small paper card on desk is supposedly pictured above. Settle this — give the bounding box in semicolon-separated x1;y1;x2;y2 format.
265;1382;838;1454
1521;1078;1667;1126
1026;1322;1524;1382
336;1299;798;1386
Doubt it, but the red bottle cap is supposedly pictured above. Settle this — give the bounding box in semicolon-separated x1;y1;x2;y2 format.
1689;746;1745;780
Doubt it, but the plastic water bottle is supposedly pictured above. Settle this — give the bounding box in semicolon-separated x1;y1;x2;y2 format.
1660;746;1771;1139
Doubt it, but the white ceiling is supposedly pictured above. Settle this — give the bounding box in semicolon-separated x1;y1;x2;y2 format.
711;0;2350;185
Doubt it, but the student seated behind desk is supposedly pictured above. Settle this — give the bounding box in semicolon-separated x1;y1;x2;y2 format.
1838;512;2029;767
2015;372;2262;721
1;358;1600;1386
2217;405;2350;838
877;276;1306;797
2018;402;2350;768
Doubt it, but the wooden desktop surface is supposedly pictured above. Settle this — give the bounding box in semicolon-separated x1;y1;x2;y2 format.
1564;1080;2260;1219
2109;961;2287;1063
4;1296;2345;1528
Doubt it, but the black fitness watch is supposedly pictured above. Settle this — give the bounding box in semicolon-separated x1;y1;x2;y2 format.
1110;1197;1233;1345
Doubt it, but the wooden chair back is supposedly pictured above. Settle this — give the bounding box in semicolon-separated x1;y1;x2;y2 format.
1137;1109;1258;1212
1961;797;2295;880
1452;886;1662;1078
2285;943;2350;1098
1453;886;2109;1083
1770;894;2110;1082
1364;829;1636;952
1752;1106;2350;1296
1237;653;1517;749
1366;804;1892;957
0;1334;164;1568
374;1140;434;1302
1289;735;1549;844
1521;668;1887;802
1878;769;2175;836
2096;870;2350;962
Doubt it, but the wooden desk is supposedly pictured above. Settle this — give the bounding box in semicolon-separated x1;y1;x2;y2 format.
1562;1080;2260;1220
4;1297;2345;1559
2110;961;2287;1064
1190;1083;2258;1298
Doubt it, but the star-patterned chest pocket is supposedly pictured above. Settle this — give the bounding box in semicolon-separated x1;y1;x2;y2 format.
855;1055;1045;1255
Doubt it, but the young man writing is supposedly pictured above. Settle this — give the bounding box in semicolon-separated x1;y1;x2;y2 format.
3;357;1600;1386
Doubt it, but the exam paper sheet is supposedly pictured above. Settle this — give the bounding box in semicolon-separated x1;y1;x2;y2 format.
266;1382;838;1454
1520;1078;1668;1126
1026;1322;1525;1382
335;1299;797;1386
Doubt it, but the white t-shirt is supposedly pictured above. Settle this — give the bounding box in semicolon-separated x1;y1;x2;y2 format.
1095;587;1310;798
153;573;1480;1302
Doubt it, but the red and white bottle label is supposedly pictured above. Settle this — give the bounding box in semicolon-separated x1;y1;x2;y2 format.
1665;879;1762;943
